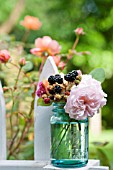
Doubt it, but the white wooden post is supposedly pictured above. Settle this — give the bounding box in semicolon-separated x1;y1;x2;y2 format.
34;57;58;161
90;110;102;136
0;81;6;160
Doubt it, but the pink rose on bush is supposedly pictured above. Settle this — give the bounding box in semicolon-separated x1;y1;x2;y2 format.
30;36;61;56
20;15;42;30
64;75;107;120
0;50;10;64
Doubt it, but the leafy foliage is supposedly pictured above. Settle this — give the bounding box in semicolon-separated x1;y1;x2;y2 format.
90;68;105;83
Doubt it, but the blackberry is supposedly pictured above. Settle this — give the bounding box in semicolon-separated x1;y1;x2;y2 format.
69;76;76;82
54;74;63;84
64;74;70;81
49;95;54;100
64;70;78;82
54;85;62;93
48;89;55;95
55;74;61;78
48;75;55;84
71;70;78;77
56;77;63;84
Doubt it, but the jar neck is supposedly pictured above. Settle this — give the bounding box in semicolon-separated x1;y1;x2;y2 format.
52;102;70;122
52;102;65;110
52;102;88;123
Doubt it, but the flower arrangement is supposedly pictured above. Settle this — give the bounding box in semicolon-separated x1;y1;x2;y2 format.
37;70;107;120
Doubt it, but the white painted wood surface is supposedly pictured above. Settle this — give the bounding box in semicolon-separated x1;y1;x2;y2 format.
0;160;109;170
0;81;6;160
34;57;58;160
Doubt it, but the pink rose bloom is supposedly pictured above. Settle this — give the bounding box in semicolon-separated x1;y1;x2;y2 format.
20;15;42;30
30;36;61;56
0;50;10;64
64;75;107;120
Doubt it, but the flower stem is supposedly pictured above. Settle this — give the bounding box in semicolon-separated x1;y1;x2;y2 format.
53;123;70;154
10;62;33;84
67;35;80;59
38;57;46;77
14;67;22;89
22;30;30;43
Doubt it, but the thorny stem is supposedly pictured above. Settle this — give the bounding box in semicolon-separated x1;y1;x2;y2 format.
14;67;22;89
67;35;80;59
10;62;33;83
10;90;14;138
7;85;37;159
72;35;79;50
7;100;34;159
38;57;46;77
9;67;21;138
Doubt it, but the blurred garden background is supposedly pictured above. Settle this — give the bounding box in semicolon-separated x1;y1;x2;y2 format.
0;0;113;169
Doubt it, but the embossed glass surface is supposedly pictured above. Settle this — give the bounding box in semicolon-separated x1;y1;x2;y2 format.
50;103;88;168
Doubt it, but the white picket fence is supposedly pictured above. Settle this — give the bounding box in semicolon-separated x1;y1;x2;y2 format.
0;57;109;170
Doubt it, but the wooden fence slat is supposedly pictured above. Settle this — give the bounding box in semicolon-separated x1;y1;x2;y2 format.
0;160;109;170
34;57;58;161
0;160;46;170
0;81;6;160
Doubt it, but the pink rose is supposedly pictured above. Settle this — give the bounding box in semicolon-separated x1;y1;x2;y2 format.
20;15;42;30
64;75;107;120
0;50;10;64
30;36;61;56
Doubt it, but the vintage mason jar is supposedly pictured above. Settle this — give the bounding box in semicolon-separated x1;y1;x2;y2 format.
50;102;88;168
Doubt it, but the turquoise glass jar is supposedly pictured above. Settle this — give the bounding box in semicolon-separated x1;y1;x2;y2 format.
50;102;88;168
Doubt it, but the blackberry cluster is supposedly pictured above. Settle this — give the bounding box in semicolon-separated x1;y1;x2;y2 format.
48;74;63;84
64;70;78;82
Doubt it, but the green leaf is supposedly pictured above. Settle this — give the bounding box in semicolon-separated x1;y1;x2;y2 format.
96;148;111;167
37;98;51;106
22;61;34;72
89;68;105;83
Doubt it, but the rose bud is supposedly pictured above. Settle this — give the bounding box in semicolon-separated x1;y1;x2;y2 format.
74;27;85;36
19;57;26;67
